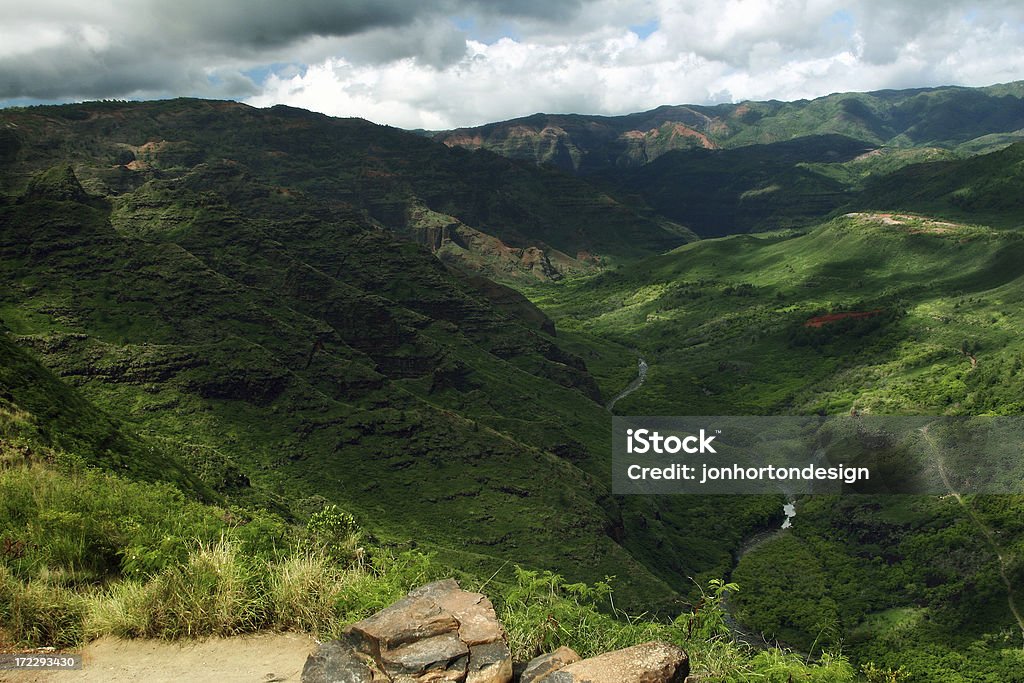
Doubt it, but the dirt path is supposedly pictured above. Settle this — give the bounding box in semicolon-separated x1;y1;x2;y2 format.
2;633;316;683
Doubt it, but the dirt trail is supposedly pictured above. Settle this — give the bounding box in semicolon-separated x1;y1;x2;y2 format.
2;633;316;683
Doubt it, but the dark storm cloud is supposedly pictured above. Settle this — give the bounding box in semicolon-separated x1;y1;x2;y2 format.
329;20;471;69
0;0;594;101
148;1;426;50
464;0;588;20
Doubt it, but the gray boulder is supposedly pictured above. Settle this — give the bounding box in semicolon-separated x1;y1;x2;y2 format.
301;636;379;683
543;642;689;683
302;579;512;683
519;646;581;683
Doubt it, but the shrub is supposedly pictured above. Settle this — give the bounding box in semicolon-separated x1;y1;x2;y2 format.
306;505;363;567
126;538;266;638
497;566;668;660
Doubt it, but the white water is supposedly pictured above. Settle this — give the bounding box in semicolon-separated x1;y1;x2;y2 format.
781;501;797;529
606;357;648;413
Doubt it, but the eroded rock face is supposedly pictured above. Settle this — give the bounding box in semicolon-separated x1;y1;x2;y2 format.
302;579;512;683
543;641;689;683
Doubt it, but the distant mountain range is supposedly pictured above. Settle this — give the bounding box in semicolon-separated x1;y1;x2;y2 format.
433;81;1024;173
0;100;691;285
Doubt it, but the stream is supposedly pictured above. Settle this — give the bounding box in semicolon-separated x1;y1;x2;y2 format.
606;357;648;413
721;499;797;647
605;354;797;644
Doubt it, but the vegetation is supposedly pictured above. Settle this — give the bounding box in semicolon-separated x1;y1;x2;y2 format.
3;85;1024;680
524;208;1024;678
0;433;857;680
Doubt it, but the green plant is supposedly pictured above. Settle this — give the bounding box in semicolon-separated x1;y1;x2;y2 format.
0;565;85;647
267;549;344;633
861;661;912;682
306;505;363;567
685;578;738;641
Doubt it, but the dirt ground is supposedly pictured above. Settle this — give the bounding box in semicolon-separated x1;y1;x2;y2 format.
1;632;317;683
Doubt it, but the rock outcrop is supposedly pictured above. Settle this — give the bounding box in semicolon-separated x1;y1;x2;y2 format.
302;579;512;683
303;581;690;683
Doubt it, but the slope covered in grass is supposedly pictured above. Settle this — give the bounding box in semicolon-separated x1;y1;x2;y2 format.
539;213;1024;415
857;142;1024;226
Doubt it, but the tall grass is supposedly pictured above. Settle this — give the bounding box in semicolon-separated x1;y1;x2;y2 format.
0;453;431;645
0;564;86;648
80;540;436;641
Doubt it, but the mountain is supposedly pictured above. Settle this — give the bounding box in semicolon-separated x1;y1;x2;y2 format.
0;100;690;284
4;91;1024;680
434;81;1024;173
435;106;722;174
856;140;1024;225
0;99;774;610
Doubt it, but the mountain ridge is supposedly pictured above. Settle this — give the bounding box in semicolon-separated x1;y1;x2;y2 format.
433;80;1024;172
0;98;692;283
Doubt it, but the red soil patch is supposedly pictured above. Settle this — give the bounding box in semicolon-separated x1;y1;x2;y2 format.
805;309;883;328
665;123;717;149
440;133;485;148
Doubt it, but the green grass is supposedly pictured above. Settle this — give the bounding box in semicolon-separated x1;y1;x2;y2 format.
534;214;1024;417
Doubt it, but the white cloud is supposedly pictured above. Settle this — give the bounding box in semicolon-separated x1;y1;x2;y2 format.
2;0;1023;126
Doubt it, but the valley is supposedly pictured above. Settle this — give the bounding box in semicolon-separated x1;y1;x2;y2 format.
3;82;1024;680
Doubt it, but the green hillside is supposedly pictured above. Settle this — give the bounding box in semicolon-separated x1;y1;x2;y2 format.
524;211;1024;678
857;141;1024;226
0;99;690;283
0;167;678;604
0;100;763;615
592;134;873;235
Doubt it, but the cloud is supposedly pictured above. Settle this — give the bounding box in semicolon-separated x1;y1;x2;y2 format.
1;0;1022;127
0;0;595;101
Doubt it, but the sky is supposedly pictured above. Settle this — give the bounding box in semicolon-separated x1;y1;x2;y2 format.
1;0;1022;129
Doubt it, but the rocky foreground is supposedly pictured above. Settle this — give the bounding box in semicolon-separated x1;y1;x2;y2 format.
303;579;689;683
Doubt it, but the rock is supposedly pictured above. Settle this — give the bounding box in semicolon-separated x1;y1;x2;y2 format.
302;579;512;683
543;642;688;683
301;637;381;683
519;646;580;682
